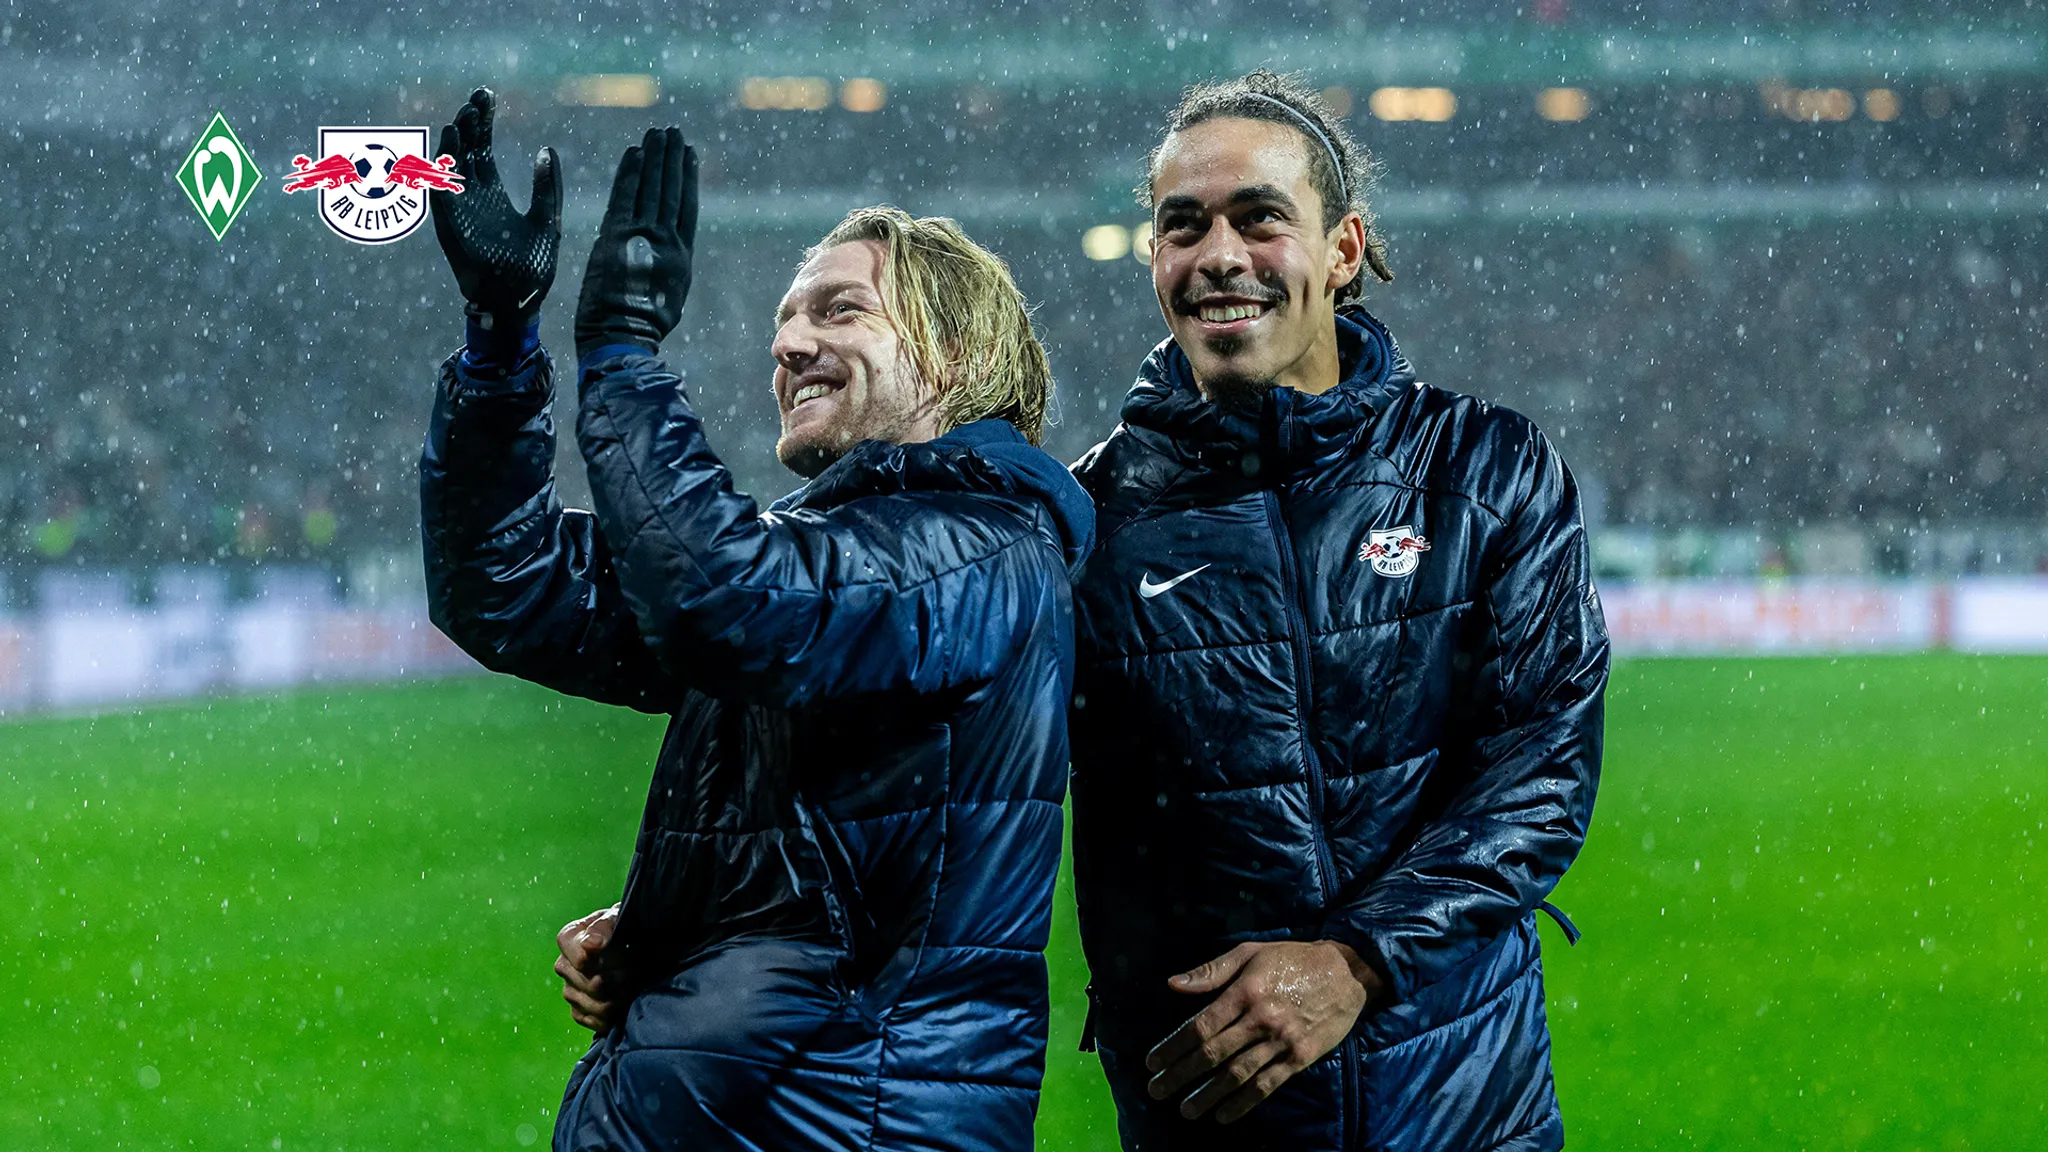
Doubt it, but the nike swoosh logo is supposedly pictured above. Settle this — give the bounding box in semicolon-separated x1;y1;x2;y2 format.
1138;564;1210;599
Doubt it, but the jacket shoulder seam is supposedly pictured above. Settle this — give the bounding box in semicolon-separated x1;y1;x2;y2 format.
589;381;1048;599
1088;432;1194;545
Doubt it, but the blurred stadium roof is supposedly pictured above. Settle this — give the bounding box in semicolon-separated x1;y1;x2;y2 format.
6;22;2047;122
6;3;2048;560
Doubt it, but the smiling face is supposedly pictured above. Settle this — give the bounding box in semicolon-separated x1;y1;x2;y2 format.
771;239;944;478
1148;117;1365;405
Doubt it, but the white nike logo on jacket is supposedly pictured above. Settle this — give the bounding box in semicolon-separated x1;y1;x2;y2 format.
1137;564;1210;599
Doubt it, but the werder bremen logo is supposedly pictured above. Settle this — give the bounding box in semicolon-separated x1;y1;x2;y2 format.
176;112;262;241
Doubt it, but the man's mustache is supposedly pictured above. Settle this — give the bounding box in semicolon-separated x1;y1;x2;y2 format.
1173;278;1285;314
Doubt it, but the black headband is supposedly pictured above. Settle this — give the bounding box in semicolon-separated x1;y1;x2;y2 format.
1241;92;1349;208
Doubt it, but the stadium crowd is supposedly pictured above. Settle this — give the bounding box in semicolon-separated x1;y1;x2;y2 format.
3;7;2043;592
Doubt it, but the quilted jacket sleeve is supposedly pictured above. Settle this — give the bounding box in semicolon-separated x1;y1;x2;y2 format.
574;350;1051;709
1323;427;1609;1003
419;346;678;712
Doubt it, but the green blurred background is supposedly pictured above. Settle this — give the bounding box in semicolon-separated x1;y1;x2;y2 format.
5;656;2044;1149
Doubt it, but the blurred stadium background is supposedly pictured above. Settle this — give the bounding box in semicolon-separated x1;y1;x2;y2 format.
3;0;2044;1147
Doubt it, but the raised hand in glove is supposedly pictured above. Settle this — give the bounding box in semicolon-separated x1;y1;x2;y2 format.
430;87;561;357
575;126;698;361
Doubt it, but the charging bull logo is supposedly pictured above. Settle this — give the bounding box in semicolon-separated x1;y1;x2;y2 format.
1358;526;1431;577
284;127;456;244
282;153;362;192
386;153;465;191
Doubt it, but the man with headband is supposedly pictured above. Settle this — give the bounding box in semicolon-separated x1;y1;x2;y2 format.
1062;70;1608;1149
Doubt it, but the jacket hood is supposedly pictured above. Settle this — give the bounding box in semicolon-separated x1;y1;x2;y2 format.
772;418;1096;569
1121;306;1416;479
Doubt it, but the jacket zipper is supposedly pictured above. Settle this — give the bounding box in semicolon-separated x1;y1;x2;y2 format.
1343;1035;1361;1149
1261;472;1338;904
1265;480;1355;1146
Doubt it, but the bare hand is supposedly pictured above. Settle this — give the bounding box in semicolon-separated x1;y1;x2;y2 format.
1144;940;1383;1123
554;904;621;1032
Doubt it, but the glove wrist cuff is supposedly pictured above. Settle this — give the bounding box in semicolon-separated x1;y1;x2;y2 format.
574;329;660;364
576;341;660;380
462;307;542;369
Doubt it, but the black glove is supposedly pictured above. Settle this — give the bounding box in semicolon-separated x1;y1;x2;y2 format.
575;126;698;361
430;87;562;327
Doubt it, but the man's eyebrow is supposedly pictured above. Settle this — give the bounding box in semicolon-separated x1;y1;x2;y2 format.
1226;184;1298;211
1155;184;1300;218
775;279;875;323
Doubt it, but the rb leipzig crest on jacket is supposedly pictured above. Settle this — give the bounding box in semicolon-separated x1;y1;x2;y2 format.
283;127;462;244
1359;525;1431;577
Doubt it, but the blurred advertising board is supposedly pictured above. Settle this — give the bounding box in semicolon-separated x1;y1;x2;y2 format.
0;605;477;714
1601;578;2048;655
1599;581;1941;654
1950;579;2048;653
0;619;29;711
3;577;2046;716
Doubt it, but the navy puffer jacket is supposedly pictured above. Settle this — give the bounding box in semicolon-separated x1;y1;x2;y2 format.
1068;309;1606;1152
420;341;1093;1152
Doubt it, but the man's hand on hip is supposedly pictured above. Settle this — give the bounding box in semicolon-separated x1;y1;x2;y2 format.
554;904;621;1033
1145;939;1384;1123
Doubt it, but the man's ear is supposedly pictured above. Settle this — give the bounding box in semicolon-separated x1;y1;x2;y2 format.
1325;212;1367;295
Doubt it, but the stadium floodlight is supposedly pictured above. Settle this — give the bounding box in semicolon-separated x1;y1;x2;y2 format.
1758;82;1855;123
555;74;659;108
738;77;832;111
839;78;887;112
1537;87;1591;122
1370;86;1457;122
1081;224;1130;262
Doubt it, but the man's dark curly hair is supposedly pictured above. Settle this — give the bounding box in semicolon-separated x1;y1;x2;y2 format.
1140;69;1394;303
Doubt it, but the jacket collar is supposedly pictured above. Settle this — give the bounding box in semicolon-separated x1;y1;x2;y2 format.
769;418;1096;569
1120;307;1415;480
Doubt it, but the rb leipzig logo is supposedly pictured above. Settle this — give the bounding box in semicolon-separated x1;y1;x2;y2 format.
1358;526;1431;578
283;127;462;244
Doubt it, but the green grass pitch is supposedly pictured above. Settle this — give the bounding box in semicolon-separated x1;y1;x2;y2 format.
4;655;2044;1149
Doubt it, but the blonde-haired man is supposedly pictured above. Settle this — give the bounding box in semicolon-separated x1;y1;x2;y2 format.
420;93;1092;1151
775;206;1053;474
